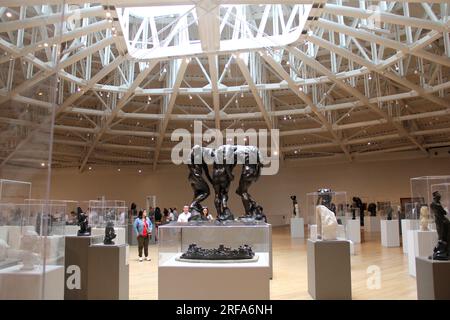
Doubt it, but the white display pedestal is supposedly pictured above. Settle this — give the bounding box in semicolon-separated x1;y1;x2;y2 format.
290;217;304;238
91;227;126;245
407;230;438;277
158;253;270;300
381;220;400;247
401;219;419;254
0;265;64;299
345;219;361;244
365;216;381;232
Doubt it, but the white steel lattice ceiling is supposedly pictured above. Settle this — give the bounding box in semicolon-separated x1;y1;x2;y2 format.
0;0;449;171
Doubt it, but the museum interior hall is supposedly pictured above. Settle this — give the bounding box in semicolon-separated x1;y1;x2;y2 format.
0;0;449;301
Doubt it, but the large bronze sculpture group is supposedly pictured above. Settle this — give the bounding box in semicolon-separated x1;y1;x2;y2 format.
187;144;266;222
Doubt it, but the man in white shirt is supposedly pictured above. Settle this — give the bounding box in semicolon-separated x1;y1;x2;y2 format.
177;205;191;222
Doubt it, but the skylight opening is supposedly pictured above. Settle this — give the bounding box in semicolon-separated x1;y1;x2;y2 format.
128;6;195;19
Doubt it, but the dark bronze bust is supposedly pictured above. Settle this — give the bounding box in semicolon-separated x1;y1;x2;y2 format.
76;207;91;236
103;212;116;245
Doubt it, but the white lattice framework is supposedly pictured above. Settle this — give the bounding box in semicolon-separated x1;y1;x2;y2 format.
0;0;449;171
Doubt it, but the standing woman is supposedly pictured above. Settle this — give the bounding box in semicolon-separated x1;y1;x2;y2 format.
133;209;152;262
202;207;213;221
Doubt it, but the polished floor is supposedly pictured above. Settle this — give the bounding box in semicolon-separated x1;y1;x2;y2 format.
129;226;417;300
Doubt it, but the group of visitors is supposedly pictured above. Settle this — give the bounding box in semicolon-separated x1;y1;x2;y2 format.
177;205;213;222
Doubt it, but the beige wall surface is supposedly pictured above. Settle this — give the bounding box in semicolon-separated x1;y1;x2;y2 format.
2;157;449;224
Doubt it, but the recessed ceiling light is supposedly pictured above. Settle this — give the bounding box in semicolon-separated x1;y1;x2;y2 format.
41;162;45;167
88;166;92;170
138;169;142;173
6;12;12;18
38;92;43;96
117;168;121;172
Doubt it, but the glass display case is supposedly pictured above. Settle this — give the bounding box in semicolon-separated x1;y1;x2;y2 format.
306;190;347;240
0;180;32;203
405;202;423;220
0;203;65;299
88;201;128;245
306;190;347;224
158;221;270;267
378;203;400;220
411;176;450;209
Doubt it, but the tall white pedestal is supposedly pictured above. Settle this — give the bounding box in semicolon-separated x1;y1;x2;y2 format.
381;220;400;247
365;216;380;232
290;217;304;238
346;219;361;244
401;219;419;254
407;230;438;277
0;265;64;299
158;253;270;300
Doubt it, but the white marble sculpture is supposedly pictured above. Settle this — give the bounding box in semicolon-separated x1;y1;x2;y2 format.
315;205;338;240
420;206;431;231
19;230;40;271
0;239;9;261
